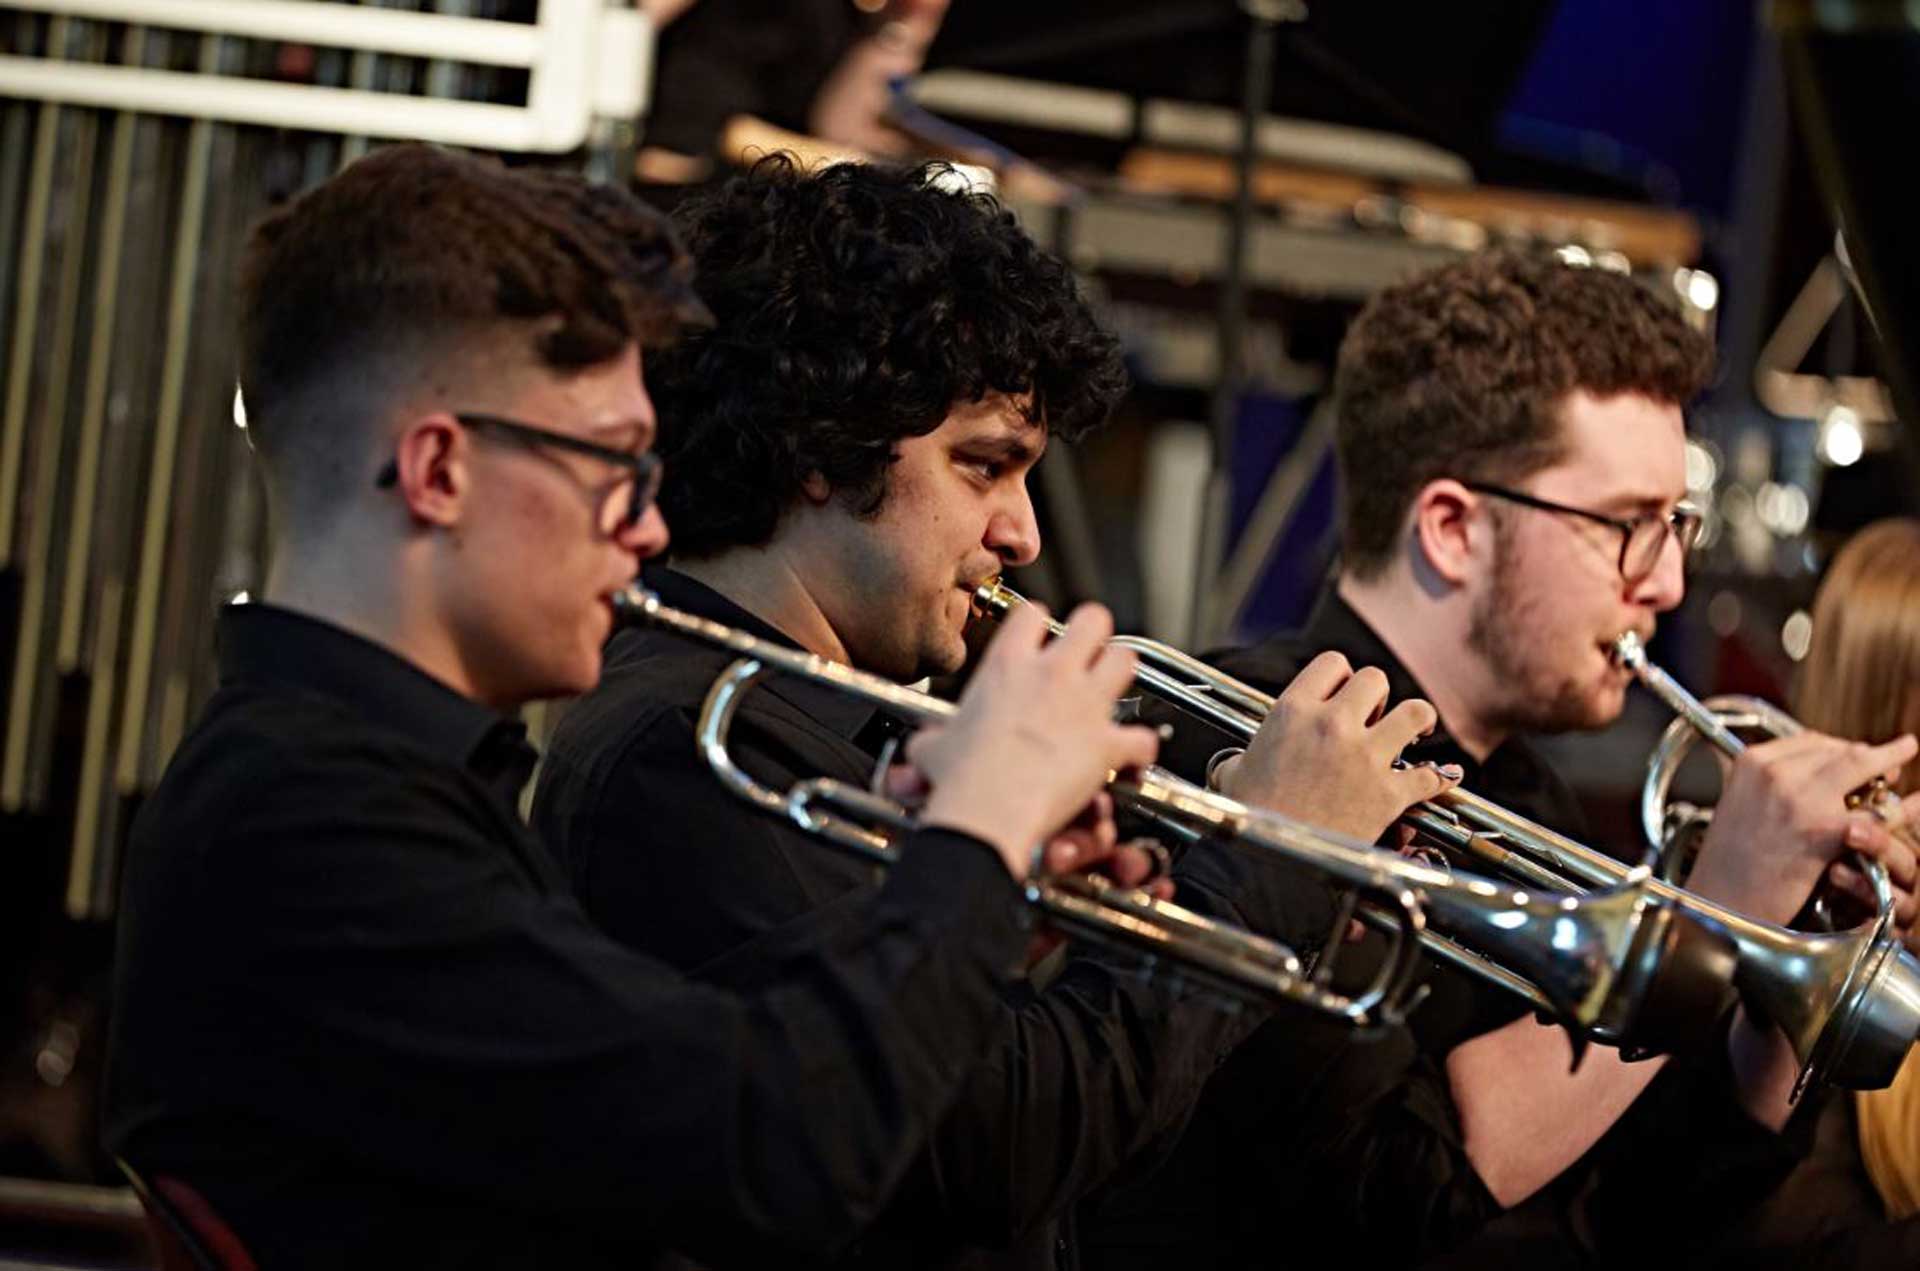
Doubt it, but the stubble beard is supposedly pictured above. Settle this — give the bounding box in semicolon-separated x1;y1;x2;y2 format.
1465;528;1611;737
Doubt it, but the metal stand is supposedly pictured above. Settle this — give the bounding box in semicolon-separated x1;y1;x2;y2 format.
1188;0;1304;648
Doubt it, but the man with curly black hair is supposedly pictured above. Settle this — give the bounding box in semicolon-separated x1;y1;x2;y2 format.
643;154;1128;680
530;156;1454;1269
1079;250;1920;1269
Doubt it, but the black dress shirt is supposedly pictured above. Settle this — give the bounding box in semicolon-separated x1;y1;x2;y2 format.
105;602;1042;1270
530;568;1345;1271
1080;588;1814;1270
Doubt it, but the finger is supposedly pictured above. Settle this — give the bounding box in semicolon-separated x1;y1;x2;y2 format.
1275;650;1355;707
1042;829;1100;875
1087;641;1142;703
1048;601;1115;668
1832;861;1917;927
1380;761;1463;818
1106;843;1160;888
980;598;1051;662
1870;789;1918;832
1105;721;1161;775
1813;736;1920;802
882;762;932;805
1846;817;1917;892
1373;697;1441;757
1072;790;1116;833
1147;878;1177;903
1326;665;1392;729
1079;791;1119;856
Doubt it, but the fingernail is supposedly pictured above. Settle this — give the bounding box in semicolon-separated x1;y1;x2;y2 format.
1437;763;1464;781
1848;822;1874;847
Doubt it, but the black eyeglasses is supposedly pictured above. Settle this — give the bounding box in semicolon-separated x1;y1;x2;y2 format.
375;412;662;527
1463;481;1703;582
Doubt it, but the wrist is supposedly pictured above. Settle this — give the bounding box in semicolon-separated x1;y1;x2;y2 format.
1726;1006;1797;1131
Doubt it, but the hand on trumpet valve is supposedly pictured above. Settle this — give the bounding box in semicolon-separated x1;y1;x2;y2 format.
1688;730;1919;929
910;600;1160;881
1210;650;1464;841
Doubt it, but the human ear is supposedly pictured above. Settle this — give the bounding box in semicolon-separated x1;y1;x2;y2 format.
1410;479;1485;587
390;413;469;528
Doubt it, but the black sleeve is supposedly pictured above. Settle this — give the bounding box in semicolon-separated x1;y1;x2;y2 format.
1577;1028;1821;1265
183;745;1031;1266
1080;1006;1504;1269
538;703;1326;1247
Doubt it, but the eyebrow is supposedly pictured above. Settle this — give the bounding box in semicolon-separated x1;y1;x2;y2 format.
589;417;655;450
1594;490;1686;517
961;429;1046;466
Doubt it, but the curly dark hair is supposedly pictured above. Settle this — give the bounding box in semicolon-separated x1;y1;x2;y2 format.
1336;249;1715;579
238;143;704;523
647;155;1129;557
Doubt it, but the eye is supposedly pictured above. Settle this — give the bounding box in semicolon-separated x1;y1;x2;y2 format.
958;454;1004;482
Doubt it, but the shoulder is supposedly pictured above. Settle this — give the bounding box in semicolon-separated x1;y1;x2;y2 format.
1204;630;1318;694
146;684;467;830
126;685;512;925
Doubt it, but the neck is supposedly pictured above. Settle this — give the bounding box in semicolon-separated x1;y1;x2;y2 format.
266;531;486;704
673;548;852;665
1336;567;1508;762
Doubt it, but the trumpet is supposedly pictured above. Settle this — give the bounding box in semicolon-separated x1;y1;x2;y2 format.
613;583;1737;1057
972;581;1920;1096
1613;632;1920;1098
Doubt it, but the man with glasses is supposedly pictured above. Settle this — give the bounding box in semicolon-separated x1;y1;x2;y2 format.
1083;249;1919;1268
104;143;1165;1269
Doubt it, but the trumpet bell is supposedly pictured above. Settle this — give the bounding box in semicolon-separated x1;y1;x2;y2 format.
1734;921;1920;1097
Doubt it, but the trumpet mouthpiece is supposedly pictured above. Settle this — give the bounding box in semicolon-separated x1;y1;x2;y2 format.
970;578;1020;618
1611;632;1648;670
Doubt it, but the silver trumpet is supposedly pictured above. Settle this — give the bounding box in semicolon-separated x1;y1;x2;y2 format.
612;583;1739;1055
968;582;1736;1057
965;576;1914;1093
1614;632;1920;1097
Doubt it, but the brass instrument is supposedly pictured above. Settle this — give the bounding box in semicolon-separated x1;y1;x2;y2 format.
612;583;1738;1055
1614;632;1920;1098
973;580;1920;1095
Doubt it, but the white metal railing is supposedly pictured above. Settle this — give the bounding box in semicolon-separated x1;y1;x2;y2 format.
0;0;653;151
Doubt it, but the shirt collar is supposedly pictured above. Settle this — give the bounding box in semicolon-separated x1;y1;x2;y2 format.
216;602;537;803
1297;589;1434;717
640;567;884;745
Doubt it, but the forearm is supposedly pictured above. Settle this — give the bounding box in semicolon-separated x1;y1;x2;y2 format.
1446;1016;1668;1206
896;951;1270;1241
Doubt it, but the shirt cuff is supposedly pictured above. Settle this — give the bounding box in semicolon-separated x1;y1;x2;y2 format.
883;826;1033;978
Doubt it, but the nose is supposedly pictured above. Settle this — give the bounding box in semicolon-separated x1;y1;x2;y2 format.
985;480;1042;568
1629;525;1686;614
617;500;670;563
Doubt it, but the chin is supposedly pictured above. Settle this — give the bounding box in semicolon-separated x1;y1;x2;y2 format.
932;632;972;677
1576;683;1629;731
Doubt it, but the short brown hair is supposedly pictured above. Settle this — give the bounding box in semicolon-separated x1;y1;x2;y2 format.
1334;250;1714;579
238;144;703;524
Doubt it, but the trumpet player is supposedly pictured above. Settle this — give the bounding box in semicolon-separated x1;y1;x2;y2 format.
104;145;1165;1269
1086;249;1920;1268
530;155;1457;1271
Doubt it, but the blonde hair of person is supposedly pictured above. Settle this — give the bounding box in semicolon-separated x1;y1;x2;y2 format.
1793;517;1920;1219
